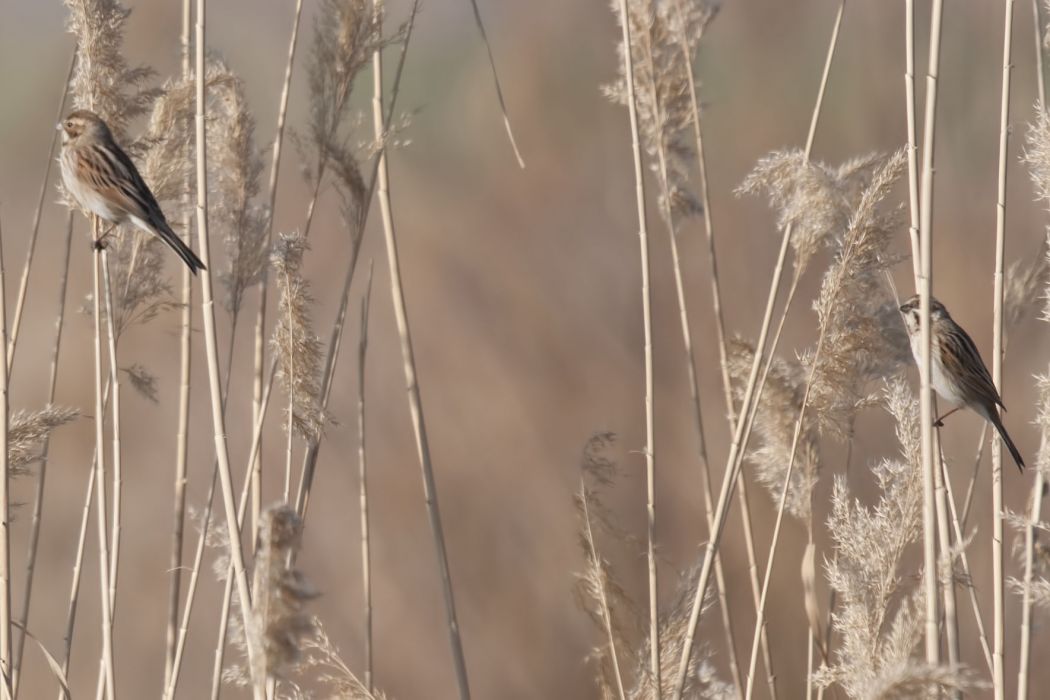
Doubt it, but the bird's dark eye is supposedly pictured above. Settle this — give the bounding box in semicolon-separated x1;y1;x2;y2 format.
65;121;73;129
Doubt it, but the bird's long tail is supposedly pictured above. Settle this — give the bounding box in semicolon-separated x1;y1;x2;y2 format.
152;218;206;275
988;410;1025;472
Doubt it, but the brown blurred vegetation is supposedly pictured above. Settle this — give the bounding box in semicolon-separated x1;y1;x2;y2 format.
1;0;1049;697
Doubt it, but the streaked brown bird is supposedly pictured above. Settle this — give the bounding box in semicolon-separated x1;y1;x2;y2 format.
58;109;205;275
899;294;1024;471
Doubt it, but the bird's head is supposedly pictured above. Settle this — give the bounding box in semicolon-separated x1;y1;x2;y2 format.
58;110;110;145
899;294;949;335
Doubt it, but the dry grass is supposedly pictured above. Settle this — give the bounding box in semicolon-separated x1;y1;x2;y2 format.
5;0;1050;698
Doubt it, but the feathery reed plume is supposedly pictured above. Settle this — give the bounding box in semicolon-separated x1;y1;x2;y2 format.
271;232;324;444
1018;100;1050;697
294;623;389;699
1003;246;1048;332
738;149;907;699
252;0;364;542
1022;107;1050;321
7;408;80;473
571;433;730;700
602;0;714;223
728;340;819;523
805;150;909;437
663;0;720;60
291;155;370;522
814;380;973;698
249;504;318;683
105;60;256;337
120;364;158;404
209;65;267;318
729;151;908;517
573;433;635;700
738;151;886;281
628;571;733;700
300;0;381;237
63;0;157;135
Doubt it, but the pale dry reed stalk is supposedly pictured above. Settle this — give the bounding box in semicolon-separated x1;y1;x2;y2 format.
372;2;471;695
934;448;993;674
55;382;111;700
666;2;778;690
672;7;847;694
0;218;11;695
930;428;960;682
134;55;271;698
207;364;288;699
573;433;632;700
164;361;278;700
63;0;160;692
192;0;264;695
295;0;419;525
464;0;524;168
98;245;124;656
252;0;305;542
7;52;75;373
605;2;743;692
357;263;374;692
84;219;116;700
250;0;364;554
57;462;95;700
141;58;268;696
904;0;921;287
916;0;945;671
572;434;731;700
282;0;391;536
11;213;74;700
165;0;193;684
609;0;659;692
990;3;1016;697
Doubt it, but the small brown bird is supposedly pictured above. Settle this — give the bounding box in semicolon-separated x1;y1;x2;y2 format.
899;294;1024;471
58;109;205;274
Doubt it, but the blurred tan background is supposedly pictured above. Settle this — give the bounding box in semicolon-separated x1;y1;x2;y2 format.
2;0;1050;698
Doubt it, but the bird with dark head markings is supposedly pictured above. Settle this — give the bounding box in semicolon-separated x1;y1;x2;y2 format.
58;109;206;275
899;294;1024;471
